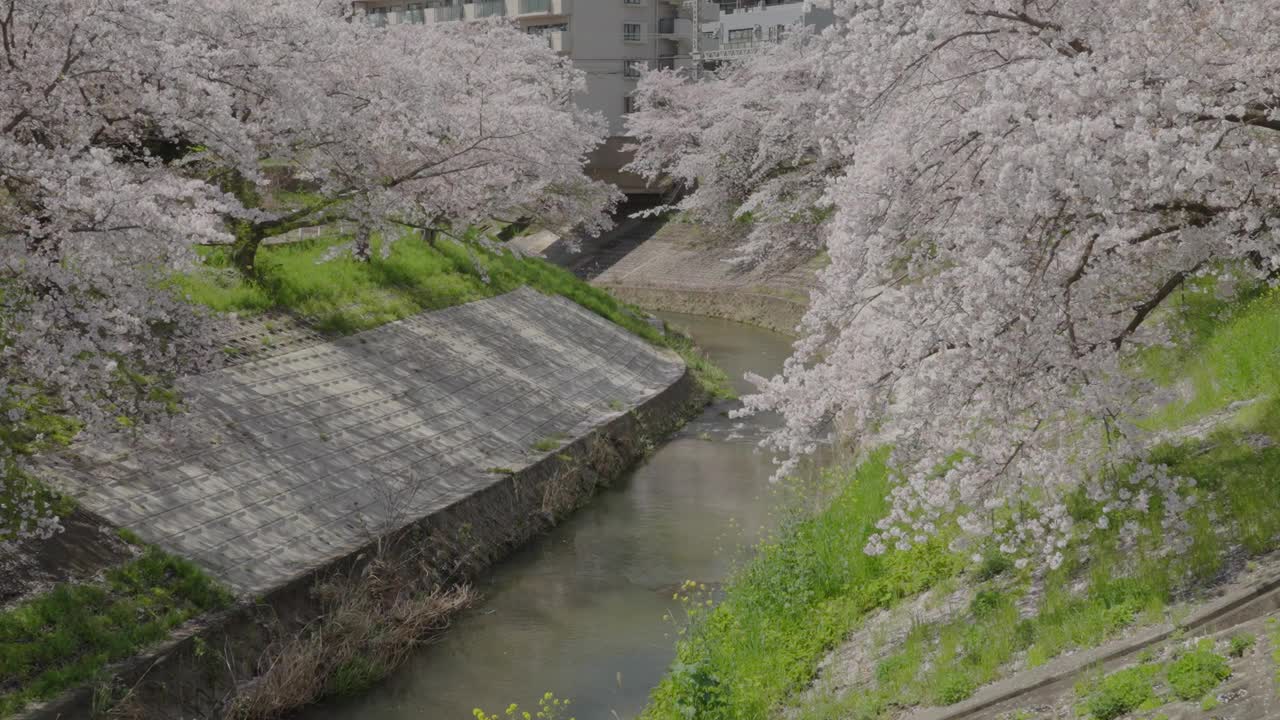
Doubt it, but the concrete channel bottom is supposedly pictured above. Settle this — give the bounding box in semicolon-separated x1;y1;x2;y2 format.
43;288;684;597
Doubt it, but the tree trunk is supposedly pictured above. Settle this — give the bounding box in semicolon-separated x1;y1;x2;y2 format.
231;226;263;278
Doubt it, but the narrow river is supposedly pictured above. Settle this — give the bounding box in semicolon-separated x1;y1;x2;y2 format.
304;312;792;720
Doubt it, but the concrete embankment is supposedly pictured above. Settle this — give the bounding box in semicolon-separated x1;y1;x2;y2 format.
26;287;706;719
547;218;819;336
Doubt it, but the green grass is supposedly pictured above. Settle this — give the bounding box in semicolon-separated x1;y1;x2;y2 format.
1068;641;1231;719
644;278;1280;720
532;436;565;453
643;451;964;720
175;232;734;399
1167;642;1231;701
1079;663;1161;720
0;546;232;718
1228;632;1256;658
1140;282;1280;430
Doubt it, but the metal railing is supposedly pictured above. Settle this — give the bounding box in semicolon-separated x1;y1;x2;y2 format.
433;4;462;21
474;0;506;18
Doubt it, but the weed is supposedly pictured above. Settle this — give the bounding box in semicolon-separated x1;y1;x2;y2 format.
114;527;143;546
974;551;1013;581
1079;663;1160;720
607;399;626;412
1167;646;1231;701
1228;632;1256;658
532;437;564;453
0;547;231;718
644;451;964;720
474;692;575;720
230;559;473;719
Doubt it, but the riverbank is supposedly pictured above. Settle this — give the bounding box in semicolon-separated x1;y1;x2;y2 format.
2;237;724;719
638;285;1280;720
545;216;820;336
302;312;797;720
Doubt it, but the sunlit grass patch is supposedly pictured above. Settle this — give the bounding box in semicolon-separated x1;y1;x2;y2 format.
0;545;232;718
644;451;965;720
1139;282;1280;431
175;232;735;398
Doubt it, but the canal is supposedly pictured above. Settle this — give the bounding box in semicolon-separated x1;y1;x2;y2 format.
304;312;793;720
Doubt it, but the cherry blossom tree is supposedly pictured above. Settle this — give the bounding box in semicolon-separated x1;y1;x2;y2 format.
625;31;839;268
641;0;1280;565
0;0;613;541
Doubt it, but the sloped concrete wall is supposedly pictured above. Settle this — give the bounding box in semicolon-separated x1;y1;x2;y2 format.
25;288;706;720
46;288;684;597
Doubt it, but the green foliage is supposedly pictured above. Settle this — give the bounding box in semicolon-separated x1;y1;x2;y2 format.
532;437;563;453
1228;632;1256;658
644;451;965;720
1140;282;1280;430
175;232;734;398
1167;646;1231;701
473;692;575;720
1079;664;1160;720
324;656;386;697
969;589;1005;619
0;547;231;718
974;550;1013;581
661;325;736;401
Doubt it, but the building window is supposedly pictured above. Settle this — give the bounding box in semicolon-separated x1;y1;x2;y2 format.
623;95;638;114
727;28;753;42
623;0;642;4
623;22;642;42
623;60;644;78
367;7;389;26
405;3;425;23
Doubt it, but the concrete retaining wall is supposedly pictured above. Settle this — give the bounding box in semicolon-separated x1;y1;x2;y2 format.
22;288;707;719
583;223;818;337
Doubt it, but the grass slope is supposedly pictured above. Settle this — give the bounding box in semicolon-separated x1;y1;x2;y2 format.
642;284;1280;720
176;233;732;399
0;541;231;718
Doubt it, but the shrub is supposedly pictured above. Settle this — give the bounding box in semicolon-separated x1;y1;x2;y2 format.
1167;647;1231;701
1082;664;1159;720
1228;632;1256;658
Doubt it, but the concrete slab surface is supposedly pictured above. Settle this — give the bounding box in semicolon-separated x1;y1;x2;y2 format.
43;288;684;596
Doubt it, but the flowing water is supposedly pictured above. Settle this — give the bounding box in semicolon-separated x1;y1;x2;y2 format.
304;313;793;720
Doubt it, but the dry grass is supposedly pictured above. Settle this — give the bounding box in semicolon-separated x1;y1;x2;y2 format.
229;557;474;720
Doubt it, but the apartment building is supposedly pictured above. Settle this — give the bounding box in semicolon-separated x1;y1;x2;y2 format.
352;0;696;191
349;0;827;192
697;1;832;63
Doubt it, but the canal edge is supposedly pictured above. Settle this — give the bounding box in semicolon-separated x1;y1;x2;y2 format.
18;364;710;720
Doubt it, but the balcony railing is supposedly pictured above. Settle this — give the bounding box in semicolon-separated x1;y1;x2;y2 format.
519;0;551;13
474;0;506;18
433;4;462;21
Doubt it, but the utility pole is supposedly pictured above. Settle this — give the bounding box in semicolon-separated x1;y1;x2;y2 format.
691;0;702;80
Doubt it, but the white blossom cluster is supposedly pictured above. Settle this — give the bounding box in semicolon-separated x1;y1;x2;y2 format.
634;0;1280;566
625;31;841;269
1;0;615;542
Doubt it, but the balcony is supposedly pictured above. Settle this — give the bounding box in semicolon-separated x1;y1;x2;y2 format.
433;4;462;21
514;0;570;17
468;0;505;18
545;29;571;53
360;0;570;26
657;16;692;38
